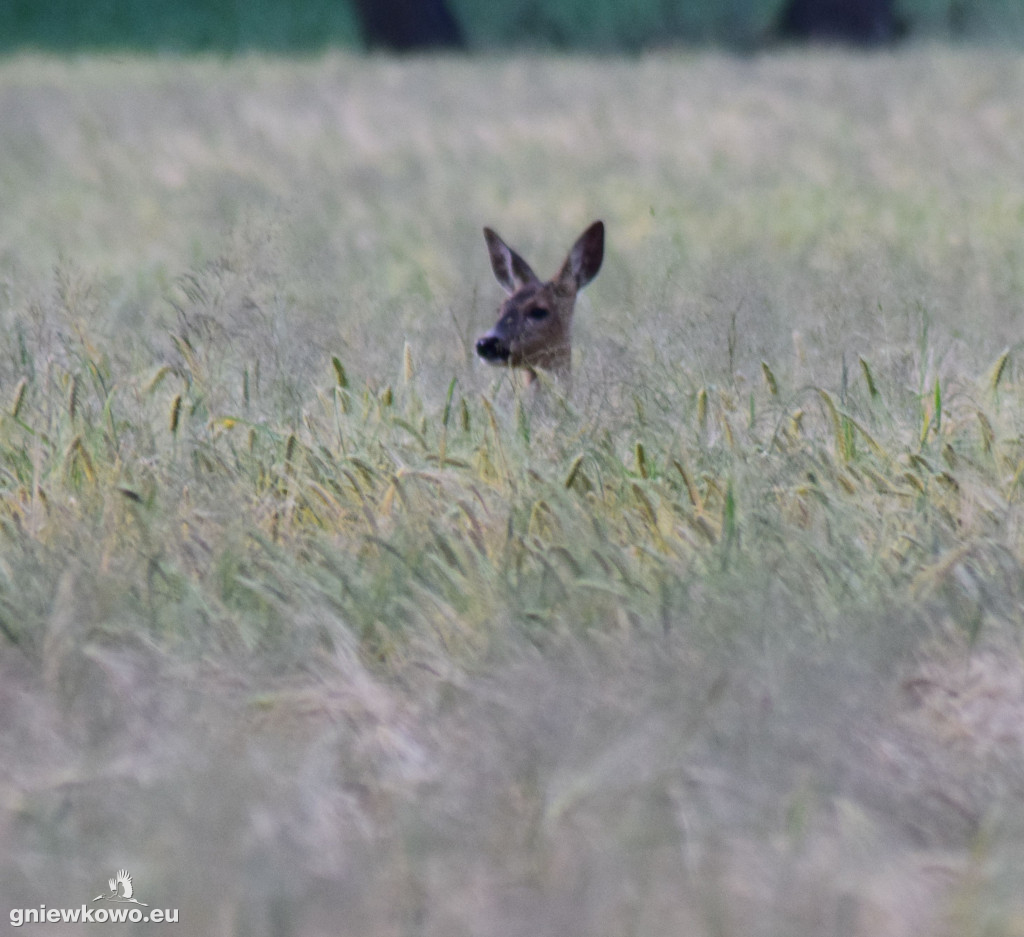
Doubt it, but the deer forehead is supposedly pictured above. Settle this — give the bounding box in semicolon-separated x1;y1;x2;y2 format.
498;282;566;319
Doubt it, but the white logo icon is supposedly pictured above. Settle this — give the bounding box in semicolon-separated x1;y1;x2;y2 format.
92;869;148;907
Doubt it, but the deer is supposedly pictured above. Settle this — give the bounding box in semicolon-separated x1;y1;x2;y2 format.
475;220;604;387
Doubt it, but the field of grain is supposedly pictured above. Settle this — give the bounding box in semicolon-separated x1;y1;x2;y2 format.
3;47;1024;936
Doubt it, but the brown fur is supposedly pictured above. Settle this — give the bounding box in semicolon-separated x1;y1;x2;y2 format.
475;221;604;386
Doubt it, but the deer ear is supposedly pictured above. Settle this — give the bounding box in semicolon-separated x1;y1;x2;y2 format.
484;228;539;294
557;221;604;292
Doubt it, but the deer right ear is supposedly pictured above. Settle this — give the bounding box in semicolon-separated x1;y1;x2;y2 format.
484;227;539;294
558;220;604;292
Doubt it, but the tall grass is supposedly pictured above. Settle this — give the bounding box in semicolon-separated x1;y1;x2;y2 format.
3;48;1024;935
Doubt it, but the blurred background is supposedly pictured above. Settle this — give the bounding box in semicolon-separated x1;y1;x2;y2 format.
2;0;1024;55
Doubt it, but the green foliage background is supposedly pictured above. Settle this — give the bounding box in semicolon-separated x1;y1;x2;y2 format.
1;0;1023;53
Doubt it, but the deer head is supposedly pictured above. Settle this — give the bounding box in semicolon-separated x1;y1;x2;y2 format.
475;221;604;385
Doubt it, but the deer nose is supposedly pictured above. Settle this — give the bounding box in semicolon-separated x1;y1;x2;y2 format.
476;335;509;363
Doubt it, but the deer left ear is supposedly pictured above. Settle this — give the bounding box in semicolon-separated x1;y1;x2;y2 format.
485;227;540;294
558;220;604;292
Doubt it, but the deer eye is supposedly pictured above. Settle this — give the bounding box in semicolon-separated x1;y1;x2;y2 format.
527;307;550;320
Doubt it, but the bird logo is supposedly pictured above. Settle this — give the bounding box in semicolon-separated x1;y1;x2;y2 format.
92;869;148;906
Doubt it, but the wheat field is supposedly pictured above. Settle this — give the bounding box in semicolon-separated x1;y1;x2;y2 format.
3;46;1024;935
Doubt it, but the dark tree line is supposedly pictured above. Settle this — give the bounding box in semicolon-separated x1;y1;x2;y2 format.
349;0;908;51
776;0;907;44
350;0;464;51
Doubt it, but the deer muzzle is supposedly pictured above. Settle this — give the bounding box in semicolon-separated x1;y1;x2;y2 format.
475;333;510;364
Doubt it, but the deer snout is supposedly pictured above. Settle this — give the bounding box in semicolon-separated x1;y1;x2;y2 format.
475;333;510;364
